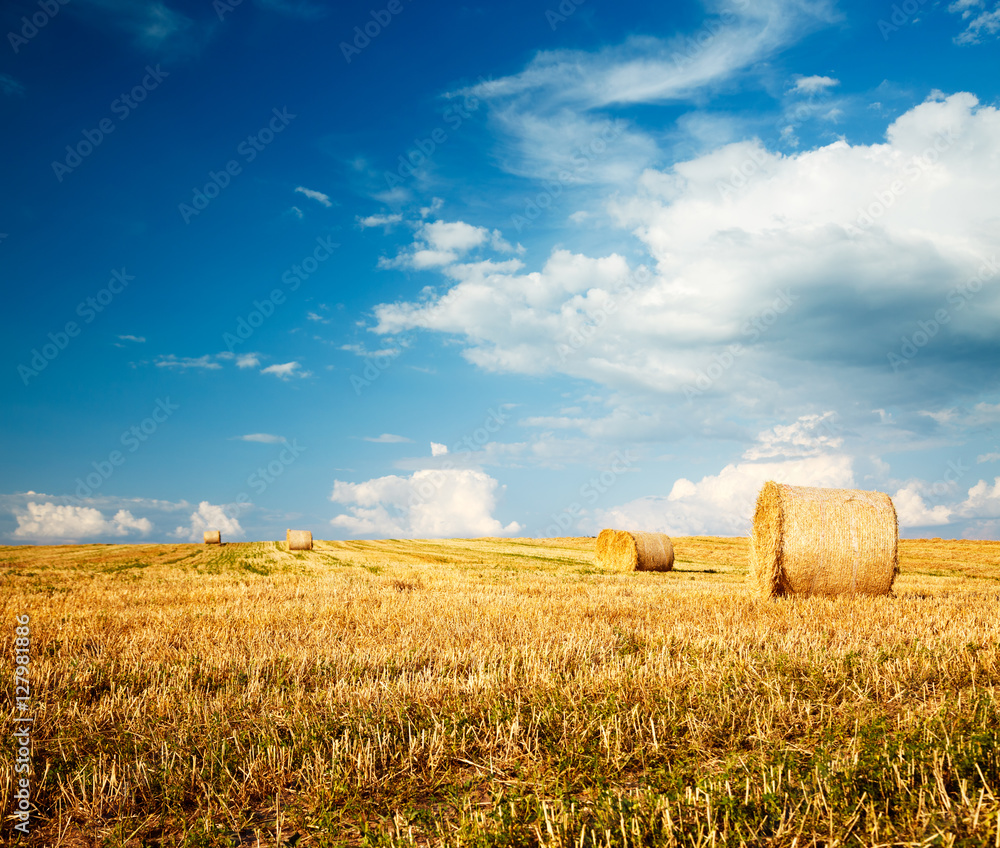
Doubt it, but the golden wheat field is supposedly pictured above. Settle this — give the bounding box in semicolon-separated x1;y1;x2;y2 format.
2;536;1000;847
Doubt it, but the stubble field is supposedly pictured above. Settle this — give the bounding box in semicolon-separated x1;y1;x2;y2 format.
2;536;1000;847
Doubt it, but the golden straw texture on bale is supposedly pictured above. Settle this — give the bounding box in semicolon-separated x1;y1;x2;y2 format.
203;531;221;545
749;481;898;599
601;530;674;572
595;529;618;567
287;529;313;551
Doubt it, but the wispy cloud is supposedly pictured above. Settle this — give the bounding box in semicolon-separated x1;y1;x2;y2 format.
156;354;222;370
295;186;332;207
74;0;212;58
363;433;412;443
340;343;401;358
358;213;403;228
261;361;310;379
949;0;1000;43
233;433;287;443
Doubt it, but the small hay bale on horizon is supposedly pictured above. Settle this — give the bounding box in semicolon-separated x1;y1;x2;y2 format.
287;529;313;551
203;530;221;545
749;481;898;599
597;529;674;572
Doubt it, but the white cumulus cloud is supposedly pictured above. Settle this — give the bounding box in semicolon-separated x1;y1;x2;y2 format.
793;75;839;94
330;469;521;538
13;502;152;542
368;93;1000;416
174;501;243;542
892;484;953;527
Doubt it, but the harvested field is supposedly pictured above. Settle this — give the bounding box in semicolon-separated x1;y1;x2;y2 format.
1;535;999;846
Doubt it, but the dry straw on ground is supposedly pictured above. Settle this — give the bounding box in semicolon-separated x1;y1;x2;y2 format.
749;481;898;599
287;529;313;551
203;530;221;545
598;529;674;572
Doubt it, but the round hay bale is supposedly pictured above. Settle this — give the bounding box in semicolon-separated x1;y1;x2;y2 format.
604;530;674;572
595;528;618;566
286;529;313;551
203;530;221;545
749;481;898;599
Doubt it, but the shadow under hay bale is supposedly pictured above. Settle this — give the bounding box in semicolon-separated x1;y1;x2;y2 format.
597;529;674;572
749;481;898;599
287;529;313;551
203;530;221;545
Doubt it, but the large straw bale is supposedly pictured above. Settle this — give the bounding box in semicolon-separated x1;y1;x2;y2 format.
598;529;674;572
749;481;898;599
595;529;618;566
287;529;313;551
203;530;221;545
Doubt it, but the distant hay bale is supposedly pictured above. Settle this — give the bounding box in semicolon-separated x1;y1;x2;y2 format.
598;529;674;572
286;529;313;551
749;481;898;599
203;530;221;545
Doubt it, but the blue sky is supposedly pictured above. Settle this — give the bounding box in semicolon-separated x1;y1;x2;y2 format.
2;0;999;544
